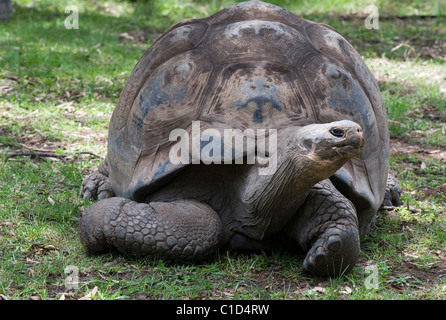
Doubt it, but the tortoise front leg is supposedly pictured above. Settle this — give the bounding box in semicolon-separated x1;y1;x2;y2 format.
285;179;360;277
78;197;222;261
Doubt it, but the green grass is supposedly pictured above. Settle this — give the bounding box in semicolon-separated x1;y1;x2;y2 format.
1;0;445;300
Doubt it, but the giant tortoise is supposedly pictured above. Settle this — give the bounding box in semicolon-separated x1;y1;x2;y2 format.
79;0;401;277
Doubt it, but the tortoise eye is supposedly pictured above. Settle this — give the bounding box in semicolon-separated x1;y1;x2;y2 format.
329;127;345;137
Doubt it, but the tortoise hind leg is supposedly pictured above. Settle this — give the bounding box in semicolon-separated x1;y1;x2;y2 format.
381;174;402;208
78;198;222;261
285;179;360;277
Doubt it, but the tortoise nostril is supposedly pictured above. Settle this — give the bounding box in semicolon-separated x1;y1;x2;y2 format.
329;127;345;137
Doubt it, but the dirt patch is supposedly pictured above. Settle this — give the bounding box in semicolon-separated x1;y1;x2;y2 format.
407;105;446;123
387;257;446;293
249;270;301;297
1;127;61;155
0;116;106;160
419;184;446;201
17;131;61;152
390;137;446;162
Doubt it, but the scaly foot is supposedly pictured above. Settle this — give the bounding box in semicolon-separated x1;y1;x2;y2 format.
285;179;360;277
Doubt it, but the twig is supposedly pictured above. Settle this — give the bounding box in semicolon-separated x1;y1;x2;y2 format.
3;150;104;161
73;151;104;159
19;144;103;159
5;152;66;160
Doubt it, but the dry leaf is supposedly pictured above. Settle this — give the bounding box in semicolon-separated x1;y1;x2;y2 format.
79;286;98;300
48;196;55;205
0;221;14;229
313;286;326;293
223;289;234;298
28;243;59;256
26;257;40;265
340;286;352;295
0;85;14;95
307;286;326;295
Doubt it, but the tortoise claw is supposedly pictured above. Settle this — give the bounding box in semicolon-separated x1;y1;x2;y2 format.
302;228;359;277
82;189;93;202
81;171;114;201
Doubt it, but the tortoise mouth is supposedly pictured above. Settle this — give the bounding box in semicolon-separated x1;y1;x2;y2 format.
335;144;363;157
344;135;364;149
333;135;364;158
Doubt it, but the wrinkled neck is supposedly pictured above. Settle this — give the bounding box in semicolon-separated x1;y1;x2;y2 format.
238;147;326;234
230;129;354;239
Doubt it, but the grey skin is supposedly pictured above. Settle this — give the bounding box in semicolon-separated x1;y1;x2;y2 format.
80;120;364;277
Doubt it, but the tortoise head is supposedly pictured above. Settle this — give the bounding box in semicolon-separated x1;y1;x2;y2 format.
289;120;364;167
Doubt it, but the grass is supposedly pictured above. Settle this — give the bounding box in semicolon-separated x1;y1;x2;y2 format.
1;0;445;300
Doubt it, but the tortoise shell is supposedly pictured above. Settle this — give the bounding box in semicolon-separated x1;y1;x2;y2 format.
107;0;389;234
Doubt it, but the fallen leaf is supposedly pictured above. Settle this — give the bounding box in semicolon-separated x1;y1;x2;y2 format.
388;283;405;293
306;286;326;295
48;196;55;205
28;243;59;256
340;286;352;295
404;251;419;260
28;268;35;277
26;257;40;265
0;85;14;95
0;221;14;228
56;101;75;113
78;286;98;300
223;289;234;298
